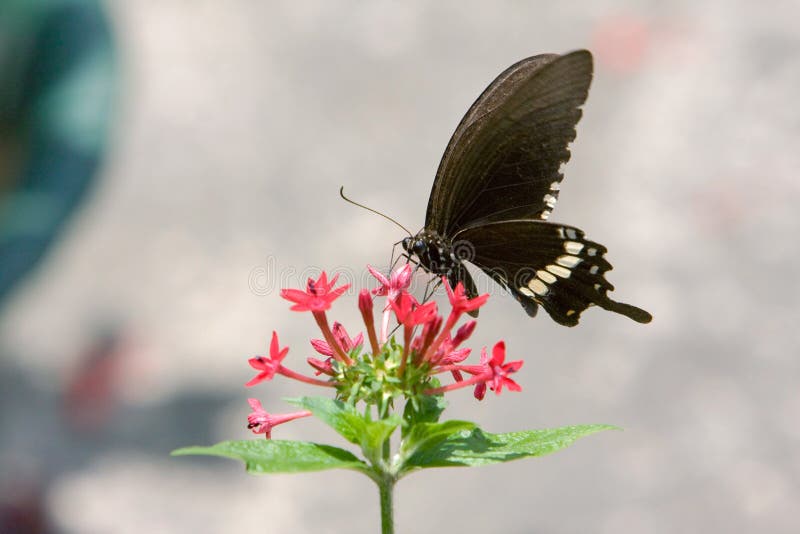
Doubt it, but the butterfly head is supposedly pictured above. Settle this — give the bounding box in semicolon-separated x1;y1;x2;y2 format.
402;236;428;257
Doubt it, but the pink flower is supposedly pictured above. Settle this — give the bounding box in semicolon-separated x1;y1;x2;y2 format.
428;321;475;366
452;320;477;346
246;331;338;387
308;323;362;374
246;331;289;387
358;288;374;315
421;284;487;364
368;264;412;297
473;342;523;400
369;264;413;342
310;339;334;357
437;346;471;382
389;291;438;377
433;321;478;382
437;346;471;366
246;398;312;439
410;316;442;355
427;340;522;399
307;356;334;376
444;280;489;317
310;322;363;357
281;272;354;365
358;289;380;356
281;272;349;312
390;292;438;328
333;322;363;353
428;332;471;381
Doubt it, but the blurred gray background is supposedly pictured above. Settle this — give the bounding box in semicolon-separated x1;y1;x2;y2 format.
1;0;798;532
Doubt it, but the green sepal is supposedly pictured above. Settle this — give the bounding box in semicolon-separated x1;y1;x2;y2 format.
171;439;368;475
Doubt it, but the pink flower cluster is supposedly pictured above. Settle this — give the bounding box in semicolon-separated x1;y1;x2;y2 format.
245;266;523;438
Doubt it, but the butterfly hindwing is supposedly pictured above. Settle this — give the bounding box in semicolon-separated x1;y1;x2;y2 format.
454;220;652;326
426;50;593;235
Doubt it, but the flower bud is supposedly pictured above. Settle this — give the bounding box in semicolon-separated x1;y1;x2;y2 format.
358;289;373;315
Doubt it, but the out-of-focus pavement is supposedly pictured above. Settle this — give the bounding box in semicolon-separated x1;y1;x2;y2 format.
1;1;799;532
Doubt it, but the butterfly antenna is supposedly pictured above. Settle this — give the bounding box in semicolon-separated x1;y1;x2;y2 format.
339;186;413;236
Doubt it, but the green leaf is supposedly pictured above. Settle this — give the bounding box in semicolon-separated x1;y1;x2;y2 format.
399;420;476;467
402;393;447;433
405;424;618;469
286;396;400;464
286;396;364;444
172;439;368;474
362;415;401;454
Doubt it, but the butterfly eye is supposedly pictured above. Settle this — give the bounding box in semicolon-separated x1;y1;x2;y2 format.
401;237;412;251
413;240;427;254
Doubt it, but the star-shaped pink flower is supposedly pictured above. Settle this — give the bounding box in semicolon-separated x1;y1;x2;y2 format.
390;292;438;328
281;272;349;312
245;331;289;387
444;280;489;317
473;341;523;400
368;264;412;297
369;264;414;342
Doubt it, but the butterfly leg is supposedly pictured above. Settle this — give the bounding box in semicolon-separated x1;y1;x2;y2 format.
391;248;420;273
421;276;443;304
388;240;405;272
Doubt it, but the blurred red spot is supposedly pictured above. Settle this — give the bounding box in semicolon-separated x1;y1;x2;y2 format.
592;15;650;74
63;327;130;431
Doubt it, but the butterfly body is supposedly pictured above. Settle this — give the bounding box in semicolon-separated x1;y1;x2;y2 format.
402;230;459;277
405;49;652;327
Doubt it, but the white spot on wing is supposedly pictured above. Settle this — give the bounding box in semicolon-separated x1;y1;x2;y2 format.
564;241;584;254
556;255;581;268
543;194;557;208
518;286;535;297
546;264;571;278
589;265;599;275
536;270;556;284
550;181;560;191
528;279;549;296
566;228;577;239
587;248;597;256
556;227;566;239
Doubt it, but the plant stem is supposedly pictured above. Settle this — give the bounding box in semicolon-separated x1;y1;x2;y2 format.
378;476;394;534
377;396;396;533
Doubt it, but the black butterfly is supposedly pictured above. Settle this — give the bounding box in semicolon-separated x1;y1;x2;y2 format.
401;49;652;327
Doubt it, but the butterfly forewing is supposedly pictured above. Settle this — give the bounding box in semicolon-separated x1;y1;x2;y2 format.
426;50;593;235
455;220;652;326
